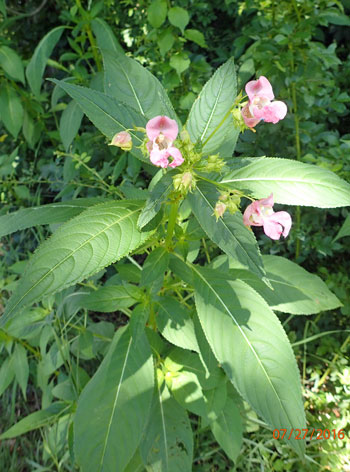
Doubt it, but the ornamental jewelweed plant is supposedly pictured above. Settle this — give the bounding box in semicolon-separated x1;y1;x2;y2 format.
1;29;350;472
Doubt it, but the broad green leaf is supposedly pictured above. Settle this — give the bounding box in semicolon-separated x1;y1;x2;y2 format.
184;29;207;48
13;343;29;399
169;52;190;76
220;157;350;208
0;201;150;327
0;402;71;440
0;46;25;83
140;384;193;472
210;396;243;462
137;171;174;229
186;58;237;156
0;85;23;138
74;326;154;472
170;370;207;416
91;18;124;55
193;266;305;456
102;50;178;122
158;30;175;56
60;100;84;151
319;10;350;26
129;303;149;342
0;197;108;238
26;26;65;97
334;214;350;241
187;182;265;279
168;7;189;33
156;297;199;352
147;0;167;28
0;0;6;17
23;110;41;149
50;79;148;162
81;284;143;312
141;247;169;286
216;119;239;158
0;357;15;396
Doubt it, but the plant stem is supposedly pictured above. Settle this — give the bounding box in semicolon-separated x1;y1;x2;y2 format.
318;335;350;388
165;201;180;249
201;108;232;148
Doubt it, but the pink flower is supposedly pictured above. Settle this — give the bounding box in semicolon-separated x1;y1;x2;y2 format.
241;76;287;128
146;116;184;168
109;131;132;150
243;194;292;240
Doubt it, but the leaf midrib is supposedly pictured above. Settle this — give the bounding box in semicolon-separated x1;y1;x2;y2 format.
112;56;145;116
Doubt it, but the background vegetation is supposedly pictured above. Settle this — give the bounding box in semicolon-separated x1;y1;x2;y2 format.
0;0;349;470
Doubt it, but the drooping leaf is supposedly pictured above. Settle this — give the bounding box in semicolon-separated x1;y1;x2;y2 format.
334;214;350;241
184;29;207;48
186;58;237;155
13;344;29;399
0;197;108;238
74;326;154;472
81;284;143;312
26;26;65;97
102;50;178;122
168;7;189;33
187;182;265;279
140;247;169;286
220;157;350;208
59;100;84;151
147;0;168;28
1;201;150;327
140;384;193;472
0;84;23;138
192;266;306;456
0;46;25;83
50;79;148;162
91;17;124;55
0;402;71;439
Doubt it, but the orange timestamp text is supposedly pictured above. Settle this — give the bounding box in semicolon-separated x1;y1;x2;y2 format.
273;428;347;440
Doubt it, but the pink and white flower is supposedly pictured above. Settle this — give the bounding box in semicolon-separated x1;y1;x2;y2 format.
146;115;184;168
243;193;292;240
241;76;287;128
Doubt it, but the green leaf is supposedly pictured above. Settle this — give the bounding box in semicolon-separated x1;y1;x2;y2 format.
168;7;189;33
334;214;350;241
147;0;167;28
186;58;237;156
13;344;29;399
0;0;6;17
169;52;190;76
220;157;350;208
210;396;243;462
26;26;65;97
203;384;227;425
141;247;169;286
60;100;84;151
157;30;175;56
0;197;108;238
140;384;193;471
91;18;124;55
50;79;148;163
0;84;23;138
0;357;15;396
23;110;41;149
171;370;207;416
192;266;305;456
74;326;154;472
0;402;71;440
319;9;350;26
81;284;142;312
137;171;174;230
187;182;265;279
0;201;150;327
184;29;207;48
102;49;177;122
156;296;199;352
0;46;25;83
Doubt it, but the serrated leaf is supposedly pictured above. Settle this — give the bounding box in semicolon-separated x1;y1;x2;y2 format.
81;284;142;312
26;26;65;97
192;265;305;456
74;326;154;472
0;197;108;238
187;182;265;279
220;157;350;208
137;171;174;229
186;58;237;155
50;79;148;163
0;46;25;83
102;50;178;122
0;402;71;440
141;247;169;286
156;297;199;352
0;85;23;138
171;370;207;416
140;384;193;472
168;7;189;33
91;18;124;55
1;201;150;327
60;100;84;151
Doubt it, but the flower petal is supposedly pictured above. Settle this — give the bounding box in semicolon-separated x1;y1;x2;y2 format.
245;76;274;101
167;146;184;168
146;115;178;141
241;104;261;128
150;149;169;168
262;219;284;240
260;101;287;124
270;211;292;237
243;200;263;226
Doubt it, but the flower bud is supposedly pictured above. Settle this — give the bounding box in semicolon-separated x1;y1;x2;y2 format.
214;202;227;220
109;131;132;151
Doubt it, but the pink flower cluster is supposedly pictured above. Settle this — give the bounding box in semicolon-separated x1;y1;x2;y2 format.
146;116;184;168
241;76;287;128
243;194;292;240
